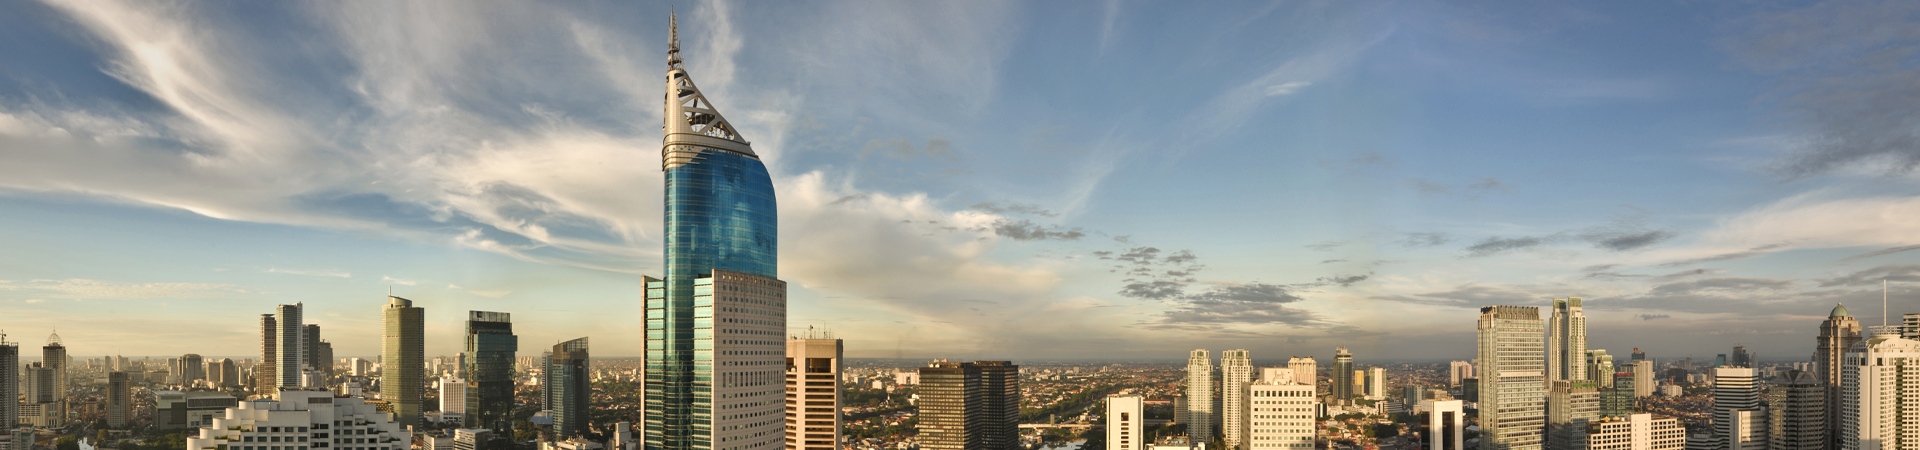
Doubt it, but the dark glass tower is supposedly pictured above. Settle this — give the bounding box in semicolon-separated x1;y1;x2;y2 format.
464;311;518;431
645;13;785;450
547;338;590;439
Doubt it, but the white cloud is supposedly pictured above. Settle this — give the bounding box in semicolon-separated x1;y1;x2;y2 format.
0;279;251;299
381;276;419;286
467;290;511;299
1264;81;1313;96
1647;190;1920;265
266;268;352;278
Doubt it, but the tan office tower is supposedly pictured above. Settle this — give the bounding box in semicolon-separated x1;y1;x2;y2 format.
43;332;68;422
1548;298;1588;382
1222;349;1254;450
1815;304;1860;450
107;371;129;428
255;314;277;396
1108;395;1145;450
1479;305;1546;450
786;337;843;450
383;295;425;426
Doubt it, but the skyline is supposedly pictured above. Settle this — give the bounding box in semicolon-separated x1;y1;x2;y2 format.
3;1;1920;360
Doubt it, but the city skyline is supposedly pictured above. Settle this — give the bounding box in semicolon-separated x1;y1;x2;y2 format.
3;1;1920;360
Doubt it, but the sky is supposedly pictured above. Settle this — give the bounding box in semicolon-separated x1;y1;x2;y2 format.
2;0;1919;363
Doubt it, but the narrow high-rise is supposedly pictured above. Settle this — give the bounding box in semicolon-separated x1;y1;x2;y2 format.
1548;297;1587;382
1838;328;1920;450
1546;381;1601;450
463;311;517;431
181;353;205;384
1478;305;1546;450
1222;349;1254;450
1108;395;1145;450
107;371;129;428
276;303;303;388
1633;360;1656;398
1587;350;1615;388
1332;347;1355;405
1187;350;1218;444
917;361;1020;450
383;296;425;426
547;337;590;439
1713;367;1766;450
1767;370;1824;450
1450;361;1474;387
43;331;68;422
785;337;843;450
1816;304;1862;450
1364;367;1387;400
256;313;277;396
0;333;18;431
643;16;788;450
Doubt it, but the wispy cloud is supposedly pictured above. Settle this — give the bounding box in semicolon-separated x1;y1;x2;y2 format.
267;268;352;279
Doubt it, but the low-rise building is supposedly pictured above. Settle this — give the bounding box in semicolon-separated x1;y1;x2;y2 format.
183;389;411;450
1586;414;1684;450
156;391;240;430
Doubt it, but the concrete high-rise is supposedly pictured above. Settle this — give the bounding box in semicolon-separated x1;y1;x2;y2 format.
1548;297;1588;382
1767;370;1824;450
1478;305;1546;450
0;333;17;431
1365;367;1387;400
1288;357;1317;388
1712;367;1766;450
1603;371;1636;417
785;337;843;450
440;377;467;421
1730;346;1751;368
256;313;277;396
642;14;788;450
1246;369;1315;450
547;337;590;439
1423;400;1466;450
107;371;129;428
1633;361;1656;398
1222;349;1254;450
917;361;1020;450
1187;349;1218;444
1450;361;1475;387
383;296;425;426
1108;395;1145;450
463;311;517;431
1546;381;1602;450
1587;351;1615;388
1333;347;1355;405
181;353;206;384
1838;328;1920;450
43;331;68;421
276;303;304;388
1816;304;1862;450
1586;414;1686;450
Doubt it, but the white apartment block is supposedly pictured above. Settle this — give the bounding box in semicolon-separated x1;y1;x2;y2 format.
185;389;411;450
1246;370;1316;450
1222;350;1254;450
1187;350;1216;445
1422;400;1465;450
1713;368;1766;450
1841;329;1920;450
1107;395;1145;450
1586;414;1684;450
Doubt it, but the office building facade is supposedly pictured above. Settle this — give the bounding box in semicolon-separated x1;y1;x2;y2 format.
785;338;843;450
1478;305;1546;450
642;15;788;450
257;313;277;396
1333;347;1354;405
1247;373;1315;450
547;338;590;439
1548;381;1603;450
184;389;412;450
1586;414;1685;450
277;303;304;388
1424;400;1466;450
1548;297;1588;382
383;296;425;426
1365;367;1387;400
107;371;130;428
0;334;17;430
1713;367;1766;450
1109;396;1145;450
463;311;517;431
1633;361;1655;398
917;361;1021;450
1767;370;1824;450
1222;349;1253;449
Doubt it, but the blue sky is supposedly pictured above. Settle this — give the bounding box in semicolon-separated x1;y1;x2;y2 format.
2;0;1918;362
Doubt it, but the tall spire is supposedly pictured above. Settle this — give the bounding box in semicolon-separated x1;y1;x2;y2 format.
662;11;753;171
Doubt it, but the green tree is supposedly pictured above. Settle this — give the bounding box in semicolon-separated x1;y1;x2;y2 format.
57;437;81;450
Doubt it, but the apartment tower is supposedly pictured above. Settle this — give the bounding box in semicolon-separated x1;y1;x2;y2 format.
1548;297;1588;382
1187;350;1218;444
1222;349;1254;450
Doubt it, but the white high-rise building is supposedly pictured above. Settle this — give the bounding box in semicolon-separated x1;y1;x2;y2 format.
785;337;843;450
276;303;304;388
1479;305;1546;450
1288;357;1317;388
1187;349;1217;444
1364;367;1387;400
1222;350;1254;450
1713;367;1766;450
1586;414;1686;450
1422;400;1465;450
1548;297;1588;382
1247;369;1315;450
1840;329;1920;450
1450;361;1475;387
441;378;468;419
1633;361;1656;398
185;389;411;450
1108;395;1145;450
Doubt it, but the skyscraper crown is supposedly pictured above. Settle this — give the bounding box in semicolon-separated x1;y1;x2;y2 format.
662;11;753;170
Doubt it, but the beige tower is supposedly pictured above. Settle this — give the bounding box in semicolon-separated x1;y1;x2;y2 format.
786;337;843;450
1816;304;1861;450
382;296;424;426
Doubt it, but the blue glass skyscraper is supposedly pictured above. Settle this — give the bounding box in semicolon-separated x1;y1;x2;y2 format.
646;14;788;450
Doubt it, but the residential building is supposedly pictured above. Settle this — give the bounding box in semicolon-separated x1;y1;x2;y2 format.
463;311;517;431
1767;370;1824;450
277;303;304;388
1713;367;1766;450
1451;361;1474;387
642;15;789;450
1839;328;1920;450
184;389;412;450
1588;351;1614;388
1108;396;1145;450
1423;399;1466;450
256;314;277;396
1817;304;1862;450
1586;414;1685;450
1549;297;1589;382
43;332;67;422
1289;357;1317;388
154;390;238;429
1479;305;1547;450
440;378;467;425
382;296;424;426
1634;361;1655;398
1333;347;1355;406
180;353;206;385
916;361;1020;450
1247;370;1315;450
546;338;589;439
1365;367;1387;400
1222;349;1253;450
107;371;129;428
1186;350;1217;443
786;337;843;450
1548;381;1603;450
